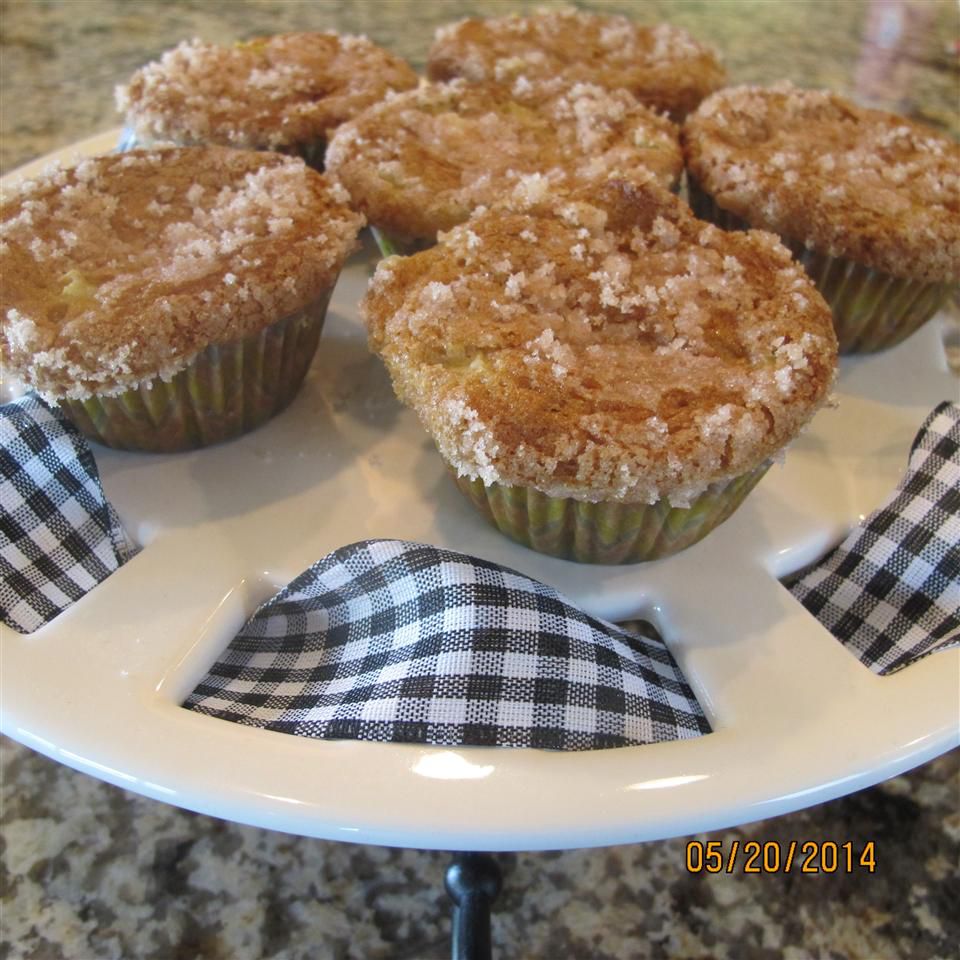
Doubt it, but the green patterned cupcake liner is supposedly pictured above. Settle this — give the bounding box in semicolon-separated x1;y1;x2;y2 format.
451;462;771;564
117;128;327;169
686;178;955;354
61;290;332;453
291;139;327;170
369;226;435;259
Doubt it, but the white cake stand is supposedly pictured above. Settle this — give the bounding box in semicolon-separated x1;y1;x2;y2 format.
2;132;957;851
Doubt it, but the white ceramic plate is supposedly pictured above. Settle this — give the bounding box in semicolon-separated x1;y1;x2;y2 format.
2;132;958;851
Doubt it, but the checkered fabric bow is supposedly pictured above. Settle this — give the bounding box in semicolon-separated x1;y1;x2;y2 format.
185;539;711;751
1;395;138;634
791;402;959;675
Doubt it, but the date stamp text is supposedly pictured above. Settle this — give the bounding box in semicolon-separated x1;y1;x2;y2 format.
685;840;877;874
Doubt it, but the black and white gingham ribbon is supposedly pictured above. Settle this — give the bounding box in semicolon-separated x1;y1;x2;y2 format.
185;540;711;750
1;395;138;634
791;402;959;675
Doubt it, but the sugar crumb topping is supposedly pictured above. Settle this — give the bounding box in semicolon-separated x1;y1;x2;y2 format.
683;83;960;282
362;179;837;505
325;77;682;242
118;33;418;149
427;9;725;119
1;148;364;400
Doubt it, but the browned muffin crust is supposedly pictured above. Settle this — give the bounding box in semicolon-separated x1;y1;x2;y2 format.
117;33;419;150
683;83;960;283
326;77;682;242
363;177;837;506
1;148;364;401
427;9;725;120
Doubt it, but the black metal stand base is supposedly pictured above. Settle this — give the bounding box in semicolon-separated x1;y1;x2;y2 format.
445;853;503;960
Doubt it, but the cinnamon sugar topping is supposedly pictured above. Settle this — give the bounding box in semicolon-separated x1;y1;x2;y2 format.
363;178;837;505
1;148;364;400
683;83;960;282
117;33;418;150
325;78;682;241
427;9;725;120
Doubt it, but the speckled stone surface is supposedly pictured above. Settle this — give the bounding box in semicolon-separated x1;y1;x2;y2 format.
2;1;959;958
2;0;958;173
2;741;958;959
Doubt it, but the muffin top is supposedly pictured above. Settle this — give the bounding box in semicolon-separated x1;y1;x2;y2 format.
683;83;960;282
427;9;725;120
363;177;837;506
117;33;419;150
1;148;364;401
325;77;683;242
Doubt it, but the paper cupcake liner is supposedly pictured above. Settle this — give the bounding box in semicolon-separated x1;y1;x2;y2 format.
116;127;140;152
789;249;953;353
60;290;332;452
116;128;326;169
687;178;954;354
369;226;434;259
291;139;327;170
450;462;770;564
685;177;751;233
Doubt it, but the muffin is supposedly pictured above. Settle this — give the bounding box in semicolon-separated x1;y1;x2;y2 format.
362;177;838;564
427;9;725;121
683;83;960;353
326;76;683;254
327;79;683;255
1;147;364;452
117;33;419;166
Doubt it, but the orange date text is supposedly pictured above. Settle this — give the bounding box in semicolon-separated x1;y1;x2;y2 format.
685;839;877;874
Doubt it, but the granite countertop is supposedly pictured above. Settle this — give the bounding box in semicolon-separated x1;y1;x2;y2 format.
2;2;958;958
2;0;958;172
